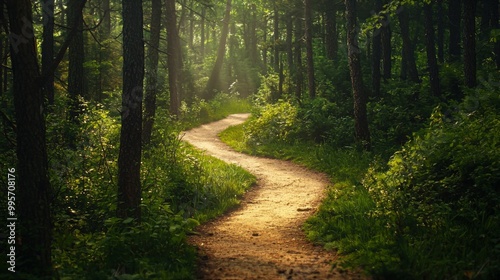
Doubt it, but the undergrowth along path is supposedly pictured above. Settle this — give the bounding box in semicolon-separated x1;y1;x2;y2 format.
183;113;364;280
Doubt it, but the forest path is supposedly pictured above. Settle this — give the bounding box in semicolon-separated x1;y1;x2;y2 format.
183;114;363;280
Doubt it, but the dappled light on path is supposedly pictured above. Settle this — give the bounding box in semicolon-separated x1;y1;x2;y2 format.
183;114;365;279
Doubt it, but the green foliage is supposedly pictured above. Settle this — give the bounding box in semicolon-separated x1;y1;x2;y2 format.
48;94;255;279
245;100;299;146
179;92;252;129
314;88;500;278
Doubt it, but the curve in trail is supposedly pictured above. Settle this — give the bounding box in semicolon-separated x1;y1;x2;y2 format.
183;113;363;280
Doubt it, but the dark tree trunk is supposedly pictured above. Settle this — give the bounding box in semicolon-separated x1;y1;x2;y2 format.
492;0;500;69
286;11;294;79
6;0;52;276
423;2;441;97
381;14;392;80
345;0;371;150
204;0;232;99
143;0;162;145
249;4;259;65
102;0;111;37
449;0;461;62
325;0;338;61
200;7;205;59
372;0;383;98
42;0;55;105
67;0;86;125
436;0;444;63
166;0;180;116
273;2;280;72
398;7;420;83
117;0;144;222
304;0;316;98
294;4;303;101
463;0;476;88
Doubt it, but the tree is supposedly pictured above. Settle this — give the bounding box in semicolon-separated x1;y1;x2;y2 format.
381;9;392;80
42;0;55;105
6;0;52;276
117;0;144;221
204;0;232;99
143;0;162;144
324;0;338;62
67;0;86;127
423;1;441;97
449;0;461;62
304;0;315;98
372;0;383;98
294;0;303;101
166;0;181;117
463;0;476;88
398;6;420;83
345;0;371;150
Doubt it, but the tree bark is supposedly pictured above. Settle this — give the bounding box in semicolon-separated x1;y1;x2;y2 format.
117;0;144;222
449;0;461;62
6;0;52;276
67;0;86;126
492;0;500;69
143;0;162;145
436;0;444;63
325;0;338;62
345;0;371;150
463;0;476;88
42;0;55;105
304;0;316;98
294;3;303;101
423;2;441;97
372;0;383;98
204;0;232;99
398;7;420;83
273;2;280;72
381;12;392;80
166;0;180;116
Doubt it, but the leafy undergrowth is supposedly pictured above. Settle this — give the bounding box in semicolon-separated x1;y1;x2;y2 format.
14;94;256;279
219;90;500;279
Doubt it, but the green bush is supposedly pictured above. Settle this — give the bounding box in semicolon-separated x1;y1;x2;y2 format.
360;90;500;278
245;100;299;146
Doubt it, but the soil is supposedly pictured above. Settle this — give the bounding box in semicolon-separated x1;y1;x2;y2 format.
183;113;365;280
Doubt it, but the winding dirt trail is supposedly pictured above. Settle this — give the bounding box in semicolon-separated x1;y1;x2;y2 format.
183;114;364;280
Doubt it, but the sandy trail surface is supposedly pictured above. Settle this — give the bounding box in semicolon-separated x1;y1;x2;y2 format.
183;113;364;280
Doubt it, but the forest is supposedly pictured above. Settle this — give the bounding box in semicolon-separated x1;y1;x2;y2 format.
0;0;499;279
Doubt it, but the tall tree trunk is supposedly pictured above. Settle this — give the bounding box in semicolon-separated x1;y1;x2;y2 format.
117;0;144;222
294;4;303;101
304;0;315;98
436;0;444;63
67;0;86;125
143;0;162;145
42;0;55;105
423;2;441;97
492;0;500;69
449;0;461;62
6;0;52;276
381;11;392;80
102;0;111;37
463;0;476;88
398;7;420;83
204;0;232;99
286;11;294;79
166;0;180;116
325;0;338;62
345;0;371;150
273;2;280;72
372;0;383;98
200;7;205;59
